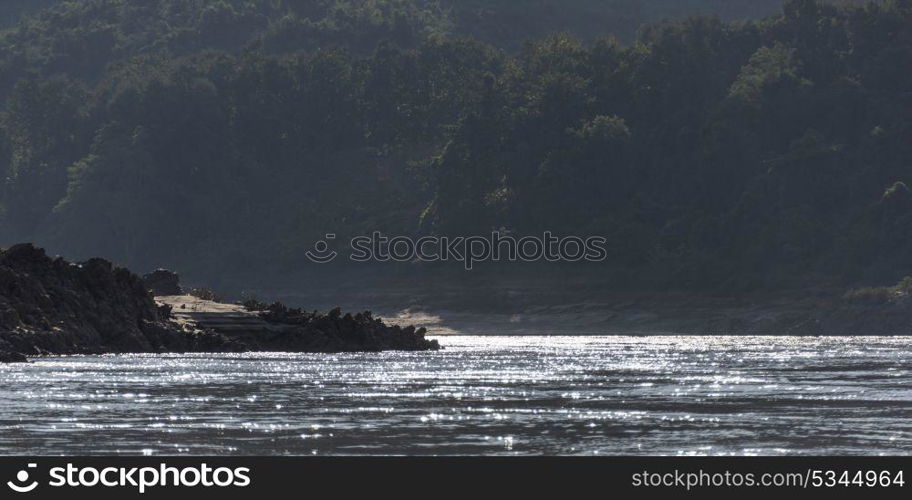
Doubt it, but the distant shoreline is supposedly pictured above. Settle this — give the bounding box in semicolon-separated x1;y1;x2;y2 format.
283;287;912;337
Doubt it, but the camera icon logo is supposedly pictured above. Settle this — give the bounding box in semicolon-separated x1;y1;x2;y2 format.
7;463;38;493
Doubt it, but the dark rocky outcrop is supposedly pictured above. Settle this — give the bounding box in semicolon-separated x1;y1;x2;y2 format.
0;350;27;363
249;303;438;352
0;244;439;361
143;269;183;296
0;244;240;358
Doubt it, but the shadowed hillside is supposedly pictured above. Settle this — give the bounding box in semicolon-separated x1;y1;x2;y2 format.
0;0;909;298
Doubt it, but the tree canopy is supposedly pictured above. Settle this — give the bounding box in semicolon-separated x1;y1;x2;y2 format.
0;0;909;291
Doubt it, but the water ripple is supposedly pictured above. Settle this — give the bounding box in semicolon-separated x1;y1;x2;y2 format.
0;336;910;455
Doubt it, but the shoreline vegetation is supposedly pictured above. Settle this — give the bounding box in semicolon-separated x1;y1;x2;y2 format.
0;244;439;363
1;1;909;295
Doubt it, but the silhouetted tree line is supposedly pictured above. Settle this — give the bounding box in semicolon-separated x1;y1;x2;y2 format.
0;0;908;291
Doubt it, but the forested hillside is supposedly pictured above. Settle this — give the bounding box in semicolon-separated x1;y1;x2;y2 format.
1;0;909;291
0;0;60;28
0;0;793;100
0;1;790;47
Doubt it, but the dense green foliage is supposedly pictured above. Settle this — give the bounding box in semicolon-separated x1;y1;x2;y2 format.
0;0;60;28
0;0;909;291
844;275;912;304
0;0;793;100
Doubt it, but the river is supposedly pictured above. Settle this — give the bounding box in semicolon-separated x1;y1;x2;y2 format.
1;336;910;455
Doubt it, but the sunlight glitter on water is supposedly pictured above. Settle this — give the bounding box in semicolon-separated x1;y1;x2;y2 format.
0;336;910;455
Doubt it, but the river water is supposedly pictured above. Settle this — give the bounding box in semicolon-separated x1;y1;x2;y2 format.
1;336;910;456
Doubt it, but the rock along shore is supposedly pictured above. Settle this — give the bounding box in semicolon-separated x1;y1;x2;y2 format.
0;244;439;362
